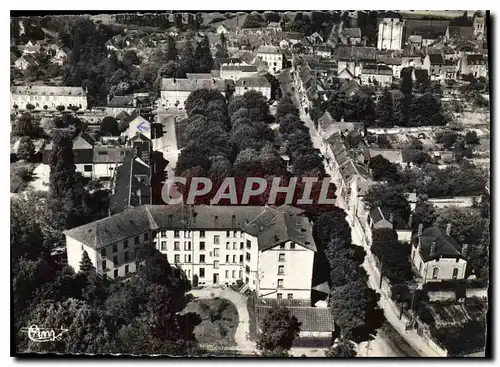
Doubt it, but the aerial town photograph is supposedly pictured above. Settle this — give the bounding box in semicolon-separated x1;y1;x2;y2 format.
10;9;490;358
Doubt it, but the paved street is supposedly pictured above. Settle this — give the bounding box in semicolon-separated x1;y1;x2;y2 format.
153;110;184;179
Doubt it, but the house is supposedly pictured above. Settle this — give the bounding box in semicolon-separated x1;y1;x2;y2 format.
366;206;413;244
336;45;377;77
376;56;402;78
106;95;139;117
109;151;151;215
64;204;317;301
401;56;423;69
267;22;282;32
404;18;450;47
256;305;335;345
458;54;488;79
360;64;393;86
51;47;71;65
220;64;258;80
337;68;355;81
340;27;362;45
317;111;364;138
160;78;232;110
339;79;369;98
407;35;423;53
14;54;39;71
427;196;481;209
123;115;152;140
216;23;229;35
441;59;459;81
255;45;283;74
473;13;486;39
11;86;87;110
423;53;446;81
313;43;332;58
411;225;468;283
277;31;304;45
377;18;405;50
235;76;271;100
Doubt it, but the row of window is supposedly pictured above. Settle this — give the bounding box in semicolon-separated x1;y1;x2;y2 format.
100;235;147;257
417;262;460;280
159;241;250;252
277;293;294;300
172;253;248;265
102;250;136;270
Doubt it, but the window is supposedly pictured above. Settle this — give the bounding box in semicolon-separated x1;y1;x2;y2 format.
232;270;236;278
245;266;250;274
278;265;284;275
160;230;167;237
233;242;237;250
277;293;283;300
279;253;285;262
125;265;130;274
214;248;220;257
239;270;243;279
113;244;118;253
226;242;230;250
184;231;191;238
84;165;92;172
174;255;180;263
287;293;293;300
233;255;237;263
452;268;459;279
200;230;205;238
290;243;295;250
226;231;231;237
184;241;191;251
246;253;251;261
246;240;251;249
214;261;219;269
226;255;230;263
240;242;244;249
174;241;180;250
200;268;205;278
240;255;244;263
278;279;284;288
174;230;180;238
135;236;139;245
418;262;422;272
123;240;128;249
124;251;129;262
280;243;285;249
225;270;229;278
161;241;167;251
200;241;205;250
101;248;106;257
245;277;249;284
214;235;220;245
102;260;107;270
200;254;205;263
185;254;192;263
432;267;439;280
114;269;119;278
233;231;237;238
144;232;149;241
113;256;118;267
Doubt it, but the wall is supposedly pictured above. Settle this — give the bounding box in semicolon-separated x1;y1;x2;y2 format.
428;196;479;208
258;240;314;300
427;288;488;302
413;252;467;282
160;90;191;109
256;53;283;74
66;236;95;272
235;86;271;100
11;94;87;110
360;73;393;86
220;69;258;80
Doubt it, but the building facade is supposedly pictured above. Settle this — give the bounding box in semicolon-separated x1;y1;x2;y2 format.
11;86;88;110
255;45;283;74
160;78;230;109
377;18;405;51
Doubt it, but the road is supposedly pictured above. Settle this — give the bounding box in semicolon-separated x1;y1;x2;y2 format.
153;110;184;179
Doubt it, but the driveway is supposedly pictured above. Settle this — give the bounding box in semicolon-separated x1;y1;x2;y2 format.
189;285;256;353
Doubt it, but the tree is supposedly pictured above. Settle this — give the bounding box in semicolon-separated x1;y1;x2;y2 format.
159;61;186;79
256;306;301;354
100;116;119;136
465;130;480;145
325;338;357;357
56;105;65;113
434;207;485;246
194;36;214;73
122;50;140;67
368;155;400;183
79;250;95;273
26;103;35;112
376;88;393;126
363;184;411;223
413;201;438;230
165;35;178;61
16;137;36;161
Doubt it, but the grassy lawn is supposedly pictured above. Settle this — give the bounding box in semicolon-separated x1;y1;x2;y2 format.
182;297;239;348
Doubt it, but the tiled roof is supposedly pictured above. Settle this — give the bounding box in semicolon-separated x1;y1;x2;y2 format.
160;78;232;91
108;95;135;107
447;26;474;39
92;146;130;164
64;204;316;252
362;64;393;75
11;85;86;96
257;306;335;332
467;54;486;65
236;76;270;88
369;206;391;224
186;73;214;79
221;64;258;72
413;68;429;82
405;19;450;35
255;45;281;54
337;45;377;61
428;54;445;65
343;27;361;38
408;35;422;43
376;56;402;65
415;226;462;261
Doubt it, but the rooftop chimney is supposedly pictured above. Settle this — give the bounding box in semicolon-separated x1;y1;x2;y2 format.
417;223;423;236
446;223;452;236
429;241;436;257
461;243;468;258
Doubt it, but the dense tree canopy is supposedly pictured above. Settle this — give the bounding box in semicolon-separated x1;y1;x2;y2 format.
256;306;301;354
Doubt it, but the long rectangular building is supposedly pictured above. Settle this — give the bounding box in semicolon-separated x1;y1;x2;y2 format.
64;204;317;301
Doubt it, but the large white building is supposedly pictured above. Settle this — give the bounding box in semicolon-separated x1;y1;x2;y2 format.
160;78;231;110
64;204;317;301
10;86;88;110
235;76;272;100
255;45;283;74
377;18;405;51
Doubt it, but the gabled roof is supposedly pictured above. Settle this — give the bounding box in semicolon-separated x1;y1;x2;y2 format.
413;68;429;83
427;53;445;65
221;64;258;72
337;68;355;80
416;226;463;262
65;204;316;252
467;54;486;65
236;76;270;89
369;206;392;224
337;45;377;61
255;45;281;54
160;78;232;92
447;25;474;40
108;95;135;108
257;306;335;332
343;27;362;38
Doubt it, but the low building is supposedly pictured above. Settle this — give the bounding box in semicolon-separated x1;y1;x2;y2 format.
220;64;258;80
51;47;71;65
377;18;405;50
160;78;231;110
14;54;39;71
337;45;377;77
216;24;229;35
427;196;481;209
458;54;488;79
360;64;393;86
445;25;474;42
267;22;282;32
376;56;402;78
423;53;446;81
11;85;88;110
341;27;362;45
235;76;271;100
411;225;468;283
64;204;317;301
313;43;332;58
255;45;283;74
